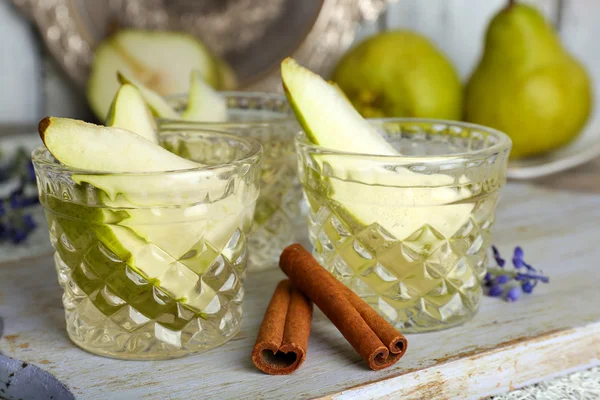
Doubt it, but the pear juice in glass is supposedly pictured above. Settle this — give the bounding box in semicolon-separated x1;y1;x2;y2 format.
160;92;303;270
33;130;262;359
296;119;511;332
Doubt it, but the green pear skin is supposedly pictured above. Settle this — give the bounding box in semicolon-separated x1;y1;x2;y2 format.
465;3;593;159
331;31;462;119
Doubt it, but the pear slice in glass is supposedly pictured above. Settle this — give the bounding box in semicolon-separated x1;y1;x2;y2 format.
181;70;227;122
106;83;158;143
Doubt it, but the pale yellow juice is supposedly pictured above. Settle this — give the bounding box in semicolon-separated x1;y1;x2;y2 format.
297;119;510;332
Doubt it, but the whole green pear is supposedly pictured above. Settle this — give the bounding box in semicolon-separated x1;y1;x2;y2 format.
465;3;592;159
331;31;462;119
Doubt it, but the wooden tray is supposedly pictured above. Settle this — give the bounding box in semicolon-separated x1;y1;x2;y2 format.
1;163;600;399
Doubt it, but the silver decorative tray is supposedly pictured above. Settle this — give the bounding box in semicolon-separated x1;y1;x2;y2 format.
11;0;390;91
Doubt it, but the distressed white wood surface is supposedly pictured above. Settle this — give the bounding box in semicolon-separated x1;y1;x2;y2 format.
1;159;600;400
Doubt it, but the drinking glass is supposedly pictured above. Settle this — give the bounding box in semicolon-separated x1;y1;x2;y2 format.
159;92;303;270
295;119;511;332
33;130;262;359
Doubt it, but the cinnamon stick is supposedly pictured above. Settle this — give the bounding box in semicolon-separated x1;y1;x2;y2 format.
279;244;408;371
252;279;313;375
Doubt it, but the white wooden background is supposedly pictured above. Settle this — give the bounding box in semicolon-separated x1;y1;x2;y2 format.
1;0;599;126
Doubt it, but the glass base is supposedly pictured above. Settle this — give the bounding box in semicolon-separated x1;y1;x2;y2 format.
63;294;242;360
307;197;493;333
55;248;245;360
66;321;240;361
397;306;479;333
314;241;483;333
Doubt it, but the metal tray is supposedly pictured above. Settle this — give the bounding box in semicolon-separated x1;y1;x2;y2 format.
11;0;390;91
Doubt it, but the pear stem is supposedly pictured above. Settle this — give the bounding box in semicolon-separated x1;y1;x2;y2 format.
508;0;516;7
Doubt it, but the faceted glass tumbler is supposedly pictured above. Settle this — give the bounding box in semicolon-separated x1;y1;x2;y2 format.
296;119;511;333
32;131;262;360
159;92;303;270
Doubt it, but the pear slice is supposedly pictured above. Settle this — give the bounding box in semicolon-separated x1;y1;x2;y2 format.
47;194;241;313
281;58;396;155
328;80;351;102
86;30;223;120
216;58;238;90
181;70;228;122
40;117;197;172
38;116;244;208
106;83;158;143
38;116;210;204
117;71;180;120
281;59;474;241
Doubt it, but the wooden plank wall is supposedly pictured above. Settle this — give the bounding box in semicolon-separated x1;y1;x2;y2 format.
0;0;599;125
0;0;42;124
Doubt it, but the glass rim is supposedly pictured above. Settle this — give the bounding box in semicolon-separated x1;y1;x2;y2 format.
295;118;512;161
158;91;296;127
32;129;263;176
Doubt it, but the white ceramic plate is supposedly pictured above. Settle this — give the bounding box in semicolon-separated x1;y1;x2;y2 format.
507;116;600;179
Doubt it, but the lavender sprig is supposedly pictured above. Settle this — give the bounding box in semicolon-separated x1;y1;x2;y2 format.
484;246;549;302
491;245;506;267
0;149;39;244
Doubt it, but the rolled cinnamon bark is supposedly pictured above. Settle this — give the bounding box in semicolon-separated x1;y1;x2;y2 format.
252;280;313;375
340;284;407;356
280;244;408;371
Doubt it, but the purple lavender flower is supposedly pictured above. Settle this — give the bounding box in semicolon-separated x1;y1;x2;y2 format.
488;285;504;297
23;214;36;230
486;245;549;302
514;272;550;283
522;280;537;294
26;162;36;182
9;190;23;208
10;228;28;244
484;273;493;287
522;261;535;272
9;191;38;208
506;286;522;302
492;245;506;267
512;246;524;268
0;155;39;245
